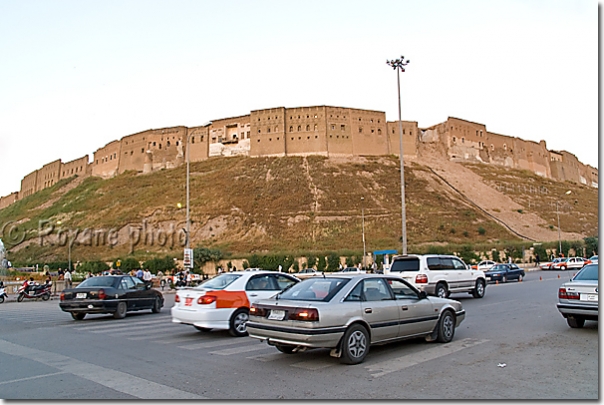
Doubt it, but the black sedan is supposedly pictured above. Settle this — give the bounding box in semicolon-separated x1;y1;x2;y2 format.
484;264;525;283
59;275;164;320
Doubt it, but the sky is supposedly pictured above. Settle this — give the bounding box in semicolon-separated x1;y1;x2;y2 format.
0;0;598;197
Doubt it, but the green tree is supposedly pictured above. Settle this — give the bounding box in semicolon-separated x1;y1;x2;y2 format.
113;257;140;272
326;252;340;272
143;256;174;273
77;261;110;274
584;236;598;256
317;255;327;271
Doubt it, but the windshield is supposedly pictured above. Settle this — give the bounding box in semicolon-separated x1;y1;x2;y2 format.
278;277;350;301
77;276;118;288
490;265;507;271
390;258;420;272
573;264;598;281
195;273;241;290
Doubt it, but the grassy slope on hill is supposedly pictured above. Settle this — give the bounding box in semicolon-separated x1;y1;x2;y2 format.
0;155;596;264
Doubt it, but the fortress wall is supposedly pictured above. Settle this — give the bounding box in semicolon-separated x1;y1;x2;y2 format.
188;126;210;162
36;159;61;192
250;107;286;157
443;117;487;161
20;170;38;198
282;106;325;156
143;127;188;171
349;109;388;156
512;138;551;178
60;155;90;180
485;131;515;168
324;106;353;156
118;130;153;174
386;121;419;157
92;140;121;178
580;164;598;188
0;192;19;210
210;115;251;144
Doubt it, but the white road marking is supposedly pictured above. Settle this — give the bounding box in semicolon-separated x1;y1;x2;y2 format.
290;359;335;370
150;335;201;344
365;338;489;378
73;318;168;331
0;339;206;399
209;344;268;355
103;324;182;337
0;371;68;385
179;339;247;350
246;352;286;362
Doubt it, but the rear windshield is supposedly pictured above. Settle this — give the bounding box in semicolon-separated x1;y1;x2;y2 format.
390;258;420;272
77;276;118;288
278;277;350;301
573;264;598;281
195;273;241;290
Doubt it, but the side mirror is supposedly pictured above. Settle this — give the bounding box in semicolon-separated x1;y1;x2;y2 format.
145;283;151;290
419;291;428;300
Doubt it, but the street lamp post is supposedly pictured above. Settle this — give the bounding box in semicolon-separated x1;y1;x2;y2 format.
361;196;366;269
557;190;572;256
386;55;410;255
186;132;190;251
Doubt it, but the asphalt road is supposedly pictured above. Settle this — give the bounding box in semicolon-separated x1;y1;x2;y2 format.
0;269;597;400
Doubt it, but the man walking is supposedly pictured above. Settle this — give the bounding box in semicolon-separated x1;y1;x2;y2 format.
64;269;72;289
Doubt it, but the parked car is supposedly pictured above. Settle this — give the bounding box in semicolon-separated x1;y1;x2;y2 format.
587;255;598;265
387;254;486;298
335;267;366;274
296;268;321;280
247;274;465;364
471;260;497;271
539;258;563;270
553;257;588;270
171;271;299;336
557;263;598;328
484;263;525;283
59;275;164;320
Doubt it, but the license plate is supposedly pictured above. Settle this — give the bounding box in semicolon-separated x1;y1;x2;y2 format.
486;277;491;281
185;297;194;306
581;294;598;302
76;293;87;299
268;309;285;320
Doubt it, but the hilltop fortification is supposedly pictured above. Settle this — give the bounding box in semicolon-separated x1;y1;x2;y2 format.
0;105;597;210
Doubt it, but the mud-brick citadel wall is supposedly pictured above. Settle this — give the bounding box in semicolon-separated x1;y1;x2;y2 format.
1;105;598;211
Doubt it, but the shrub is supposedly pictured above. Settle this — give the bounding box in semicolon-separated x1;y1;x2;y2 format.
478;227;486;235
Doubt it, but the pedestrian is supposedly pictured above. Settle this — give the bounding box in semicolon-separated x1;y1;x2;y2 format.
57;268;64;280
278;264;282;273
143;268;152;286
64;269;72;289
508;256;512;264
535;253;540;267
136;268;144;279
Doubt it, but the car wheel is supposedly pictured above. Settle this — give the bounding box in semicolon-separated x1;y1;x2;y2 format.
151;297;161;313
42;292;50;301
229;308;249;337
275;344;297;354
502;275;508;283
518;274;523;282
194;326;212;332
436;310;456;343
340;324;369;365
113;302;127;319
17;293;24;302
435;283;448;298
71;312;86;321
561;265;567;270
567;316;585;328
0;296;4;304
472;279;485;298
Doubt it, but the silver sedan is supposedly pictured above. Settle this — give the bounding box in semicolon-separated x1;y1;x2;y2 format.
557;263;598;328
246;274;465;364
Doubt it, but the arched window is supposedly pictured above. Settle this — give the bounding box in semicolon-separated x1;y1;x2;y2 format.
314;124;318;131
297;125;301;131
289;126;293;132
306;125;310;131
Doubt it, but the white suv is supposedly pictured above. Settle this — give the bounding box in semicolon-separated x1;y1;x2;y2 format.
387;254;486;298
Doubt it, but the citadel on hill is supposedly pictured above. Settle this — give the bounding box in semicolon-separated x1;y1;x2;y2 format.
0;105;598;210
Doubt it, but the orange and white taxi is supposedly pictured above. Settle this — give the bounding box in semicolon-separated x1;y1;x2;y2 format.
171;271;299;336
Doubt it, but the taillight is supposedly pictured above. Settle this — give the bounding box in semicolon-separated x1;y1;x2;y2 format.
289;308;319;322
198;295;216;305
175;294;180;302
559;288;580;300
250;305;267;317
415;274;428;284
98;289;106;300
60;292;65;301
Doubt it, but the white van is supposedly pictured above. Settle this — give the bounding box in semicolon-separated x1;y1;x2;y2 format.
387;254;486;298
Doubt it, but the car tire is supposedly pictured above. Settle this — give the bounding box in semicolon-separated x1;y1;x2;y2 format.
275;344;297;354
17;293;24;302
42;292;50;301
340;324;369;365
561;266;567;270
229;308;249;337
567;316;585;328
518;274;523;282
502;275;507;283
436;310;456;343
113;302;127;319
71;312;86;321
151;297;161;313
194;326;212;332
472;279;485;298
435;283;448;299
0;296;4;304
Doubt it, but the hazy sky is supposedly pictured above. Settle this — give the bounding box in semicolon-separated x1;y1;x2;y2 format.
0;0;598;197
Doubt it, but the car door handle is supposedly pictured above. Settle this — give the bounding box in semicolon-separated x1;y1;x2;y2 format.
401;306;408;311
250;293;258;297
364;308;372;313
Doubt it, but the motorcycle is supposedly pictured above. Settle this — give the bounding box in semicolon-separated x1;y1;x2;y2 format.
17;282;51;302
0;285;7;303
